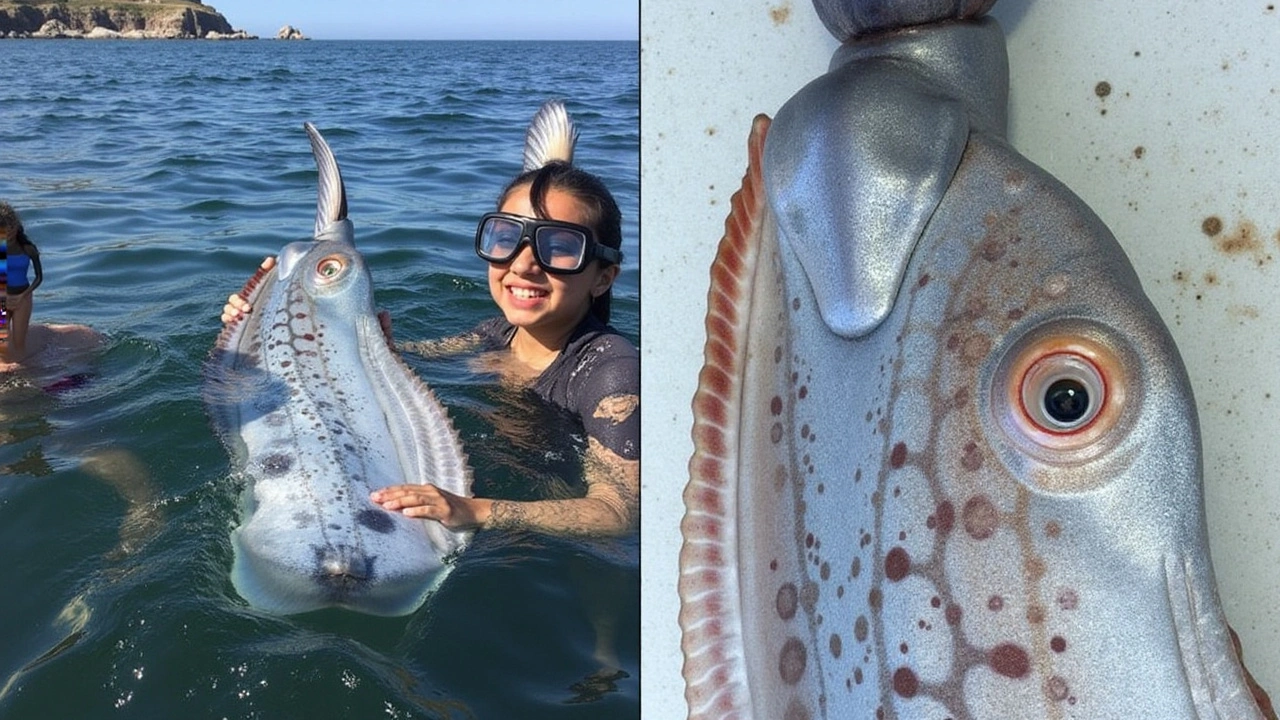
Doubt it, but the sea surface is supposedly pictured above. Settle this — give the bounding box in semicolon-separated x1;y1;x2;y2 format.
0;39;638;719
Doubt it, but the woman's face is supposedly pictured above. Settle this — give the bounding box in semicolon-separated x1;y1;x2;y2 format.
487;184;618;339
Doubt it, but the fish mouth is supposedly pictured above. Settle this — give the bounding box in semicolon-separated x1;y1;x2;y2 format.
314;544;375;592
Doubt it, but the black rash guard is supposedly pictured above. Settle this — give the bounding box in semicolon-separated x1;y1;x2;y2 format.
473;315;639;461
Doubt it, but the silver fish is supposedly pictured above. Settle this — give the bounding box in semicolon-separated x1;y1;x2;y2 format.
679;5;1273;719
206;123;471;616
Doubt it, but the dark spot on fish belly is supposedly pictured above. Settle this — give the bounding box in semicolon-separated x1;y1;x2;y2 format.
357;509;396;534
261;453;294;476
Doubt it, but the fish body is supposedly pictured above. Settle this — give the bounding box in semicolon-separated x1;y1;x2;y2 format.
681;13;1270;720
206;124;470;616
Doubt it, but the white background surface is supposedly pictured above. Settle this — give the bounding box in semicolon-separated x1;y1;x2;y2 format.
641;1;1280;716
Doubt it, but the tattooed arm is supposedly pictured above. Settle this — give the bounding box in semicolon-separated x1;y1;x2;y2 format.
397;333;483;359
372;393;640;537
373;336;641;538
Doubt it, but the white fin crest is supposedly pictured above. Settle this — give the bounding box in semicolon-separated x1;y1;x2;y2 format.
522;100;577;171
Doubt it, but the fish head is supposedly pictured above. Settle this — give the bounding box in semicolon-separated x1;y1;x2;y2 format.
275;231;376;320
683;113;1261;718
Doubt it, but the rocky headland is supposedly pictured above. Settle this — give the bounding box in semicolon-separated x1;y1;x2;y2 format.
0;1;258;39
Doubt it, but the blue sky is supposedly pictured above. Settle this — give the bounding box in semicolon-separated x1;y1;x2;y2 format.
205;0;638;40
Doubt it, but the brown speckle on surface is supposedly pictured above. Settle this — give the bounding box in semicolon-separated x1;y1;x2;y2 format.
1202;215;1224;237
1211;219;1272;265
1133;146;1145;159
1095;80;1112;98
769;2;792;25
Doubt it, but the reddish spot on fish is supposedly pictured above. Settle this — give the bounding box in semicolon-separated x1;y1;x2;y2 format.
885;547;911;581
777;583;798;620
935;500;955;535
889;442;908;468
961;442;983;471
770;395;783;415
1058;588;1080;610
854;615;869;642
1046;675;1070;701
779;637;807;684
988;595;1004;612
945;603;962;626
784;700;812;720
989;643;1031;679
963;495;999;540
1051;636;1067;653
892;667;919;698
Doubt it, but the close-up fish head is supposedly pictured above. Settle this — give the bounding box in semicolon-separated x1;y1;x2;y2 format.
681;4;1272;716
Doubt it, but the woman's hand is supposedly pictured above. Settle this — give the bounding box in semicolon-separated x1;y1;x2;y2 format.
371;484;492;531
221;256;275;324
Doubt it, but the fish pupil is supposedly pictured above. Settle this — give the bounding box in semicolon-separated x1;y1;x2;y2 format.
1044;379;1089;424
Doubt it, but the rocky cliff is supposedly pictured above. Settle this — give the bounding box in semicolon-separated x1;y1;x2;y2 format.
0;1;253;39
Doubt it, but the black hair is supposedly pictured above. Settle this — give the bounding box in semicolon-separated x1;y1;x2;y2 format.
0;201;38;252
498;161;622;324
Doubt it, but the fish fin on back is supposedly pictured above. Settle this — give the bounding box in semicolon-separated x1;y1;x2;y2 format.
522;100;577;171
679;114;771;719
304;122;350;238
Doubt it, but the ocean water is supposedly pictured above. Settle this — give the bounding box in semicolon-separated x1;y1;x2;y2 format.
0;40;638;719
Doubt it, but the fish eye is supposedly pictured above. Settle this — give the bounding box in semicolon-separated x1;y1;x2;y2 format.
316;256;345;279
992;328;1133;467
1020;353;1105;433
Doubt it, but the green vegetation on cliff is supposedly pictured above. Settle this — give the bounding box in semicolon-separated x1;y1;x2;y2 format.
0;0;243;38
